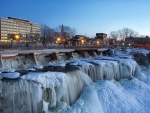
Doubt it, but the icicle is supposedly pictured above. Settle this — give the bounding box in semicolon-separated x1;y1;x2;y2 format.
50;83;56;107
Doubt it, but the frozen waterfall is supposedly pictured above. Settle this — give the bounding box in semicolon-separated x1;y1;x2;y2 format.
0;48;147;113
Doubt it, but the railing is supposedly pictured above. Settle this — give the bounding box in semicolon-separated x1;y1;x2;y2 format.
0;44;109;50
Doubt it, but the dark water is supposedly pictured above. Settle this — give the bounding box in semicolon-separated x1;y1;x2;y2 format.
16;65;80;76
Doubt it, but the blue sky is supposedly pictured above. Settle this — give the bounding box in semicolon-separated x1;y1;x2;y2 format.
0;0;150;37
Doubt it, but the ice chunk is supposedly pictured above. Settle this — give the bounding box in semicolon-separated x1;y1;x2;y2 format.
68;61;79;66
1;72;20;79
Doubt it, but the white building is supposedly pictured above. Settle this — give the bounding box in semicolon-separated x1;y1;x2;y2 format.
0;17;41;43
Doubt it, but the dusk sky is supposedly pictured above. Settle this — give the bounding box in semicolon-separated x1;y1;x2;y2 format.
0;0;150;37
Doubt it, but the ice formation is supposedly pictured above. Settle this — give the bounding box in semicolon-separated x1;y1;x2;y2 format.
60;69;92;106
0;48;150;113
0;80;43;113
48;67;150;113
21;71;67;107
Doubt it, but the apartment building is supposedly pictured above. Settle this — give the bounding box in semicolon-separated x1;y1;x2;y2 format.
0;17;41;42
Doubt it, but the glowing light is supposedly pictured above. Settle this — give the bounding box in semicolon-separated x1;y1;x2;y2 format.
57;37;60;41
81;39;85;44
15;34;20;40
96;40;100;45
56;37;61;44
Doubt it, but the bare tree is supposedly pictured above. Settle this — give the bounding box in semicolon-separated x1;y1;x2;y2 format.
110;31;119;39
132;32;139;37
42;24;55;45
121;28;139;40
70;28;77;37
110;28;139;40
56;24;77;37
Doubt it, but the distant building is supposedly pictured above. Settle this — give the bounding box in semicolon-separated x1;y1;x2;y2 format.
72;35;86;45
95;33;107;40
125;37;150;46
0;17;41;42
95;33;108;46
